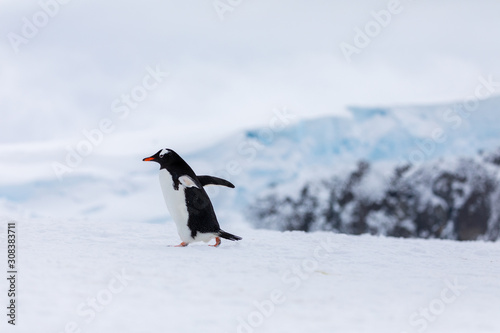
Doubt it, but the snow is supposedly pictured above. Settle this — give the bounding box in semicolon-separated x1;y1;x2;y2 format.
2;216;499;333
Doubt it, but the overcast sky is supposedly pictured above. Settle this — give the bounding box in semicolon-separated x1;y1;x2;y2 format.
1;0;500;151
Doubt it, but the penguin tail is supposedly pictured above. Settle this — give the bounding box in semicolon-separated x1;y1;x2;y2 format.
218;230;242;241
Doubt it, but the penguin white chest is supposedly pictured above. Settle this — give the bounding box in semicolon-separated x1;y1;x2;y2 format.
158;169;192;242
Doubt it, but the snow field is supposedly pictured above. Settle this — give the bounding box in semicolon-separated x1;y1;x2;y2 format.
1;216;499;333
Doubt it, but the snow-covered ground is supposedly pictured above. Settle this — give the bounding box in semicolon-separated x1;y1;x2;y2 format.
1;216;499;333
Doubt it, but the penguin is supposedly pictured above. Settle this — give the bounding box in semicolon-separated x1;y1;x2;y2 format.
143;148;242;247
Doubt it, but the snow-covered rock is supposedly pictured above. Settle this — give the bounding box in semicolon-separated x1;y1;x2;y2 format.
249;151;500;241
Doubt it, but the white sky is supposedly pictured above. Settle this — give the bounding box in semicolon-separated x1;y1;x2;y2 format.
1;0;500;151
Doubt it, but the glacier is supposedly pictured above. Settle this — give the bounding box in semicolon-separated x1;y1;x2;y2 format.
1;96;500;228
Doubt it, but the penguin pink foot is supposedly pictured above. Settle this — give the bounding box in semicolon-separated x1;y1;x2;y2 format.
209;237;221;247
169;242;188;247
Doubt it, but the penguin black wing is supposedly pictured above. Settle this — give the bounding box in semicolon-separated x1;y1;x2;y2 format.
197;175;235;188
178;175;223;236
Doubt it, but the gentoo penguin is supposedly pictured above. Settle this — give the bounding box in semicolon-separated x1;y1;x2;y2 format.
143;148;242;247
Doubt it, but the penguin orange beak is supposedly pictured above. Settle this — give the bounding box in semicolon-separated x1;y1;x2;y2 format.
143;157;156;162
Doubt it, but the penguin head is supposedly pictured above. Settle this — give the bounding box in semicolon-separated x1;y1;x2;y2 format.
143;148;184;169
